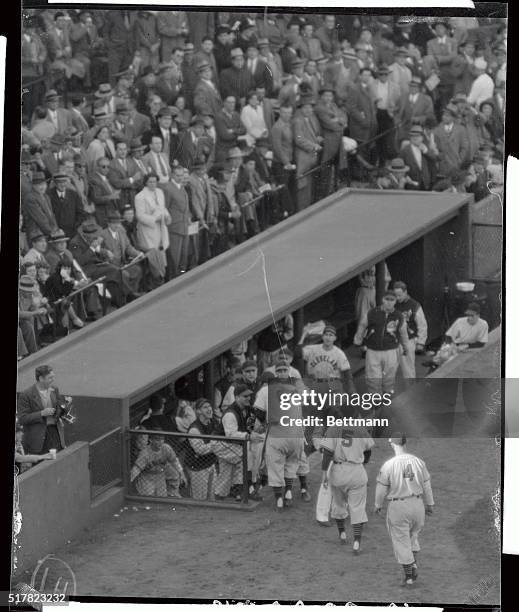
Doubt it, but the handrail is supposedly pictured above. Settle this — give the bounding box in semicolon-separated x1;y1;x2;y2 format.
52;276;106;306
128;427;246;444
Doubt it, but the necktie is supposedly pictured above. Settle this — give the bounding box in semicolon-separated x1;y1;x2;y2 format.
157;154;168;178
104;144;113;160
121;159;127;172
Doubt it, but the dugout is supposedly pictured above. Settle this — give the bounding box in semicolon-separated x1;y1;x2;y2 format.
17;188;487;486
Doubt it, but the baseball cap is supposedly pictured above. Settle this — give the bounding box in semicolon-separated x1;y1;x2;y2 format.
242;360;258;371
465;302;480;315
323;325;337;336
274;358;290;371
383;290;397;299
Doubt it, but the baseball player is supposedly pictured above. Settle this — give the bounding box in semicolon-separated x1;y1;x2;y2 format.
320;413;375;554
254;370;306;511
373;433;434;586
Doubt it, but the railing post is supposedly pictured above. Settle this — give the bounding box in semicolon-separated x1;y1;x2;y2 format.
375;261;387;306
241;439;249;505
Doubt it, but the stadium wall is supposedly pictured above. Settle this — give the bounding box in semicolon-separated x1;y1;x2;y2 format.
14;442;124;575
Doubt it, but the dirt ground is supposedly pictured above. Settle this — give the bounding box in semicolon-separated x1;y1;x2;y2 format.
38;437;500;605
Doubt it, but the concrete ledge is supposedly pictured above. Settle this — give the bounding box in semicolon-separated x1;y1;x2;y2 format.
125;495;259;512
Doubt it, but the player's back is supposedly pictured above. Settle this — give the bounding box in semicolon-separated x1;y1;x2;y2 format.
321;425;374;464
378;453;430;499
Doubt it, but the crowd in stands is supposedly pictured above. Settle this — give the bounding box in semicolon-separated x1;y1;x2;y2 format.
19;9;506;358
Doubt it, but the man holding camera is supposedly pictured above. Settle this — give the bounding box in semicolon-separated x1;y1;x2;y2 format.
17;365;67;455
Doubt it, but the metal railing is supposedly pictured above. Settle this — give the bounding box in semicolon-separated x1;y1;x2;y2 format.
125;428;251;507
89;426;123;500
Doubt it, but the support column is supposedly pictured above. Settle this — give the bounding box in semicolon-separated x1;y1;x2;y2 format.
204;359;216;405
376;260;387;305
293;307;305;375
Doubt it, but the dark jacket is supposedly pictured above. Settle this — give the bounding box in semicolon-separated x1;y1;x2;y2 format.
17;384;66;454
364;307;406;351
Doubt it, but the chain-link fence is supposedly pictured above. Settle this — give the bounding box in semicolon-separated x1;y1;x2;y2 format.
126;429;250;504
89;427;123;499
472;223;502;281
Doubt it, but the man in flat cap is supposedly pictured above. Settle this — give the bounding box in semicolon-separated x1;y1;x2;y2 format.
22;172;59;238
219;48;255;109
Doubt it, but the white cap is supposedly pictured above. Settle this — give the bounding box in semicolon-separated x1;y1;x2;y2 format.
474;57;488;70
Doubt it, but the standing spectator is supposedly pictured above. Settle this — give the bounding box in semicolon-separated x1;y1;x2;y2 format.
278;58;306;109
134;11;160;72
134;66;158;115
187;399;219;501
181;43;198;111
176;116;210;171
245;43;273;95
194;37;219;87
157;10;188;62
393;281;428;380
346;68;378;164
22;15;47;117
164;165;190;279
17;365;67;455
48;171;86;238
134;173;172;283
46;12;86;86
241;91;269;145
155;62;181;107
111;103;135;145
193;62;222;118
220;48;255;109
143;135;173;194
22;232;49;266
188;159;216;264
15;425;55;474
467;58;494;109
214;25;234;73
451;41;477;95
187;11;215;52
370;64;402;165
18;276;45;355
103;9;137;85
293;95;323;210
300;22;324;62
89;157;121;228
399;125;434;191
426;19;458;113
22;172;59;238
271;105;296;216
397;76;435;143
146;107;181;169
107;140;144;210
69;10;99;90
315;15;340;57
314;87;348;195
214;95;247;162
353;290;410;395
388;48;413;99
433;104;469;177
258;39;284;96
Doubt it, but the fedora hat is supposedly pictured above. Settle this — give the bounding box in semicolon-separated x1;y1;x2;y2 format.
376;63;392;75
196;61;211;73
388;158;410;173
298;94;316;107
130;137;146;152
29;230;47;243
95;83;114;98
81;220;102;236
48;229;69;243
107;210;122;221
45;89;60;100
230;47;244;59
409;124;424;136
31;171;47;184
227;147;243;159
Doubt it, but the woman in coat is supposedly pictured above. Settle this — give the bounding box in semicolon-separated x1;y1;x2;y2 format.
134;173;171;283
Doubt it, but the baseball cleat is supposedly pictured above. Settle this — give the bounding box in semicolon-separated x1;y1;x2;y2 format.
412;565;418;580
301;489;312;502
400;578;415;588
275;497;284;511
339;532;347;545
284;490;293;507
352;541;361;555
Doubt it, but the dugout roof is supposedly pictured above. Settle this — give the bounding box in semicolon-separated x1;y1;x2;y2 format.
17;188;471;401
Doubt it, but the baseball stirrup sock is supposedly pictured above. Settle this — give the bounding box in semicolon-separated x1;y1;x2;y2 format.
403;564;414;580
412;552;418;568
284;478;293;492
273;486;283;500
336;519;346;534
299;475;308;490
353;523;363;542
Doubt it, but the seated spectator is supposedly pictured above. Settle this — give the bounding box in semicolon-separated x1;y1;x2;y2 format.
214;95;247;162
399;125;435;191
174;95;192;132
22;261;53;336
121;205;139;248
209;163;243;251
433;104;469;177
48;171;86;239
186;399;219;500
130;431;186;498
22;232;49;266
18;275;46;355
43;261;85;331
22;171;59;239
445;302;489;349
86;126;116;175
376;157;420;190
220;47;255;109
467;57;494;110
15;424;55;474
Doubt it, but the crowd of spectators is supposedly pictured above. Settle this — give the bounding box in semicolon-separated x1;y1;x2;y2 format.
19;9;506;358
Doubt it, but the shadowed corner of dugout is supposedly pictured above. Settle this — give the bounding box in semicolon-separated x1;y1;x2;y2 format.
264;377;501;439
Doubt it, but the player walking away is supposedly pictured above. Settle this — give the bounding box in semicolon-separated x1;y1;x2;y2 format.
393;281;428;381
273;358;312;502
254;370;306;511
373;433;434;587
320;412;374;554
353;290;410;396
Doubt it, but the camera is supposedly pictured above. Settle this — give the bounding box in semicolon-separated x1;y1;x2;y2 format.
57;395;76;424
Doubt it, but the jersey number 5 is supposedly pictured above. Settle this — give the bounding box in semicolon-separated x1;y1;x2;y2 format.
341;429;353;447
403;463;415;481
